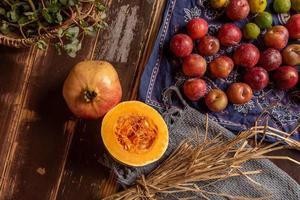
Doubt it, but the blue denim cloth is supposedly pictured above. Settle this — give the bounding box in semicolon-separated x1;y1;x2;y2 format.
139;0;300;142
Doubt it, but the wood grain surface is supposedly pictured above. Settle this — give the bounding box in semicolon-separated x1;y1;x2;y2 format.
0;0;299;200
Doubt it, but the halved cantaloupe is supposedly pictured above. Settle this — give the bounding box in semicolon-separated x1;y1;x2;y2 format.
101;101;169;167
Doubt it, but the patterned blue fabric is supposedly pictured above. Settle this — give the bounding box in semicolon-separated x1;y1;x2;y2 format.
139;0;300;142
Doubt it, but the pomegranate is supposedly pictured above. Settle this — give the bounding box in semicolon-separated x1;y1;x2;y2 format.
63;61;122;119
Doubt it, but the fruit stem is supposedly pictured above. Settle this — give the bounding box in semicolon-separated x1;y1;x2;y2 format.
27;0;36;11
83;90;97;102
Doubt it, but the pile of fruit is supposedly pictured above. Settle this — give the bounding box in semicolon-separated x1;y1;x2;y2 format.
169;0;300;113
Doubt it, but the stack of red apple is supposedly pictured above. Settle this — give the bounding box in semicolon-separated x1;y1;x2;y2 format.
170;16;299;113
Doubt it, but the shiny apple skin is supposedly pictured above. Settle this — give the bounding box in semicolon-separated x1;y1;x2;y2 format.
187;18;209;40
183;78;207;101
282;44;300;66
243;67;269;91
272;66;299;90
264;25;289;50
259;48;282;71
218;23;242;46
205;89;228;112
209;56;234;78
233;43;260;68
226;0;250;21
198;36;220;56
182;54;207;77
286;14;300;39
227;83;253;104
170;34;193;57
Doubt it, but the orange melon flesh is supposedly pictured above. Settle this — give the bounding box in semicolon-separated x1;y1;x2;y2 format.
101;101;169;167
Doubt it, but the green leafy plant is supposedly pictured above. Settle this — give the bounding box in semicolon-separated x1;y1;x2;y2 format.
0;0;107;57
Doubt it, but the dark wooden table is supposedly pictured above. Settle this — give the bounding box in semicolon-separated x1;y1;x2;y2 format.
0;0;299;199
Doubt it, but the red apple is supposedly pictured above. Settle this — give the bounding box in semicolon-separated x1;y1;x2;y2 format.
286;14;300;39
218;23;242;46
264;25;289;50
183;78;207;101
282;44;300;66
259;48;282;71
182;54;207;77
226;0;250;21
243;67;269;91
198;36;220;56
209;56;234;78
187;18;208;40
205;89;228;112
233;43;260;68
272;66;299;90
170;34;193;57
227;83;253;104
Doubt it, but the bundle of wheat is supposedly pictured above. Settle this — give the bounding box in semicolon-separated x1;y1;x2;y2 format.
103;115;300;200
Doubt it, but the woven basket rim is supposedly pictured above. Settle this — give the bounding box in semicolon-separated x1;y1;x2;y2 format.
0;31;56;48
0;33;45;41
0;2;95;48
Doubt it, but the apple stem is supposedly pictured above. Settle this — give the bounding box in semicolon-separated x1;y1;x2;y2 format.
293;49;300;54
83;90;97;102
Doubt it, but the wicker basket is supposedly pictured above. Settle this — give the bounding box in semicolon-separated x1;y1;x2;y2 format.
0;33;55;48
0;3;96;48
0;14;76;48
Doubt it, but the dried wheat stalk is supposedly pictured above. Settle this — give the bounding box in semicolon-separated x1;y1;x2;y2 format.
103;115;300;200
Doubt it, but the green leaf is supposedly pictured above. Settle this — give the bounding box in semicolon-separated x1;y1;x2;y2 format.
67;0;78;6
59;0;68;6
55;43;63;55
51;0;59;4
84;26;96;36
95;21;108;30
63;38;82;58
65;26;79;39
20;3;30;12
26;29;36;37
100;12;107;20
47;4;60;14
25;11;38;21
18;16;29;25
0;21;10;35
0;7;6;16
42;9;53;24
57;28;64;37
13;2;31;12
79;20;88;27
55;11;63;23
96;3;106;12
36;40;48;50
7;9;19;23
